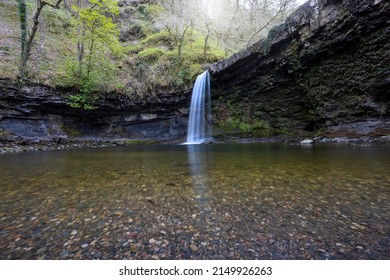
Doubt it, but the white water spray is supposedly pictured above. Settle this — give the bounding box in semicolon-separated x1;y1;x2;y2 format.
184;71;212;144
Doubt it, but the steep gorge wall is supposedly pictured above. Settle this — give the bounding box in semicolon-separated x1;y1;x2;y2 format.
1;0;389;146
211;0;390;138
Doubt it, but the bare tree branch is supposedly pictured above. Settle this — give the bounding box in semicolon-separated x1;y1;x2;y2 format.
18;0;63;79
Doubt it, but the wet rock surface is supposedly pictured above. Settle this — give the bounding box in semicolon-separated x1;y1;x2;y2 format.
0;144;389;260
211;0;390;138
0;79;190;144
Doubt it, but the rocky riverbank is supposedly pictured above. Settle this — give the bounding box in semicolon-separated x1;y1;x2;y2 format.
1;135;389;154
0;138;172;154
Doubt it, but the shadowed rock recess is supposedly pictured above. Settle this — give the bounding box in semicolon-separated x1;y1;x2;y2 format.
211;0;389;138
0;0;389;147
0;81;190;146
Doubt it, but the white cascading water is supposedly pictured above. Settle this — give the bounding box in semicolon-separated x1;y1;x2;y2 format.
184;70;212;144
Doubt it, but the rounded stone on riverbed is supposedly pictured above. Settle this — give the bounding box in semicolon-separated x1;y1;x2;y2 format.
1;140;389;260
127;232;138;239
190;245;198;252
59;250;69;258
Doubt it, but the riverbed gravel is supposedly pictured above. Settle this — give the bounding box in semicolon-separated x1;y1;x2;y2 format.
0;144;389;260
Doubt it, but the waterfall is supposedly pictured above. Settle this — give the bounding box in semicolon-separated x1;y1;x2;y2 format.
184;71;212;144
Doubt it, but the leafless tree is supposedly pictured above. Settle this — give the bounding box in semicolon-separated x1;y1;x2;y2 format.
158;0;298;55
18;0;63;79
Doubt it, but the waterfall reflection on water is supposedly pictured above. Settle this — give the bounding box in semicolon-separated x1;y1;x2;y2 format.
1;144;389;259
187;144;211;232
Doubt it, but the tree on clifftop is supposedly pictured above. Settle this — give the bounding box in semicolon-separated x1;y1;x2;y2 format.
59;0;122;93
17;0;63;80
71;0;121;81
58;0;122;109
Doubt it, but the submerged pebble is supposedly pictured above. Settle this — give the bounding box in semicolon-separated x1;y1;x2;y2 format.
0;144;389;260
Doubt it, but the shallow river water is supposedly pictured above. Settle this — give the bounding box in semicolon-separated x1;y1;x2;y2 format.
0;143;389;259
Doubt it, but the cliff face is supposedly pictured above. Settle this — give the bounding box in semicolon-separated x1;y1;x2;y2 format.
1;0;389;146
211;0;390;138
0;80;190;143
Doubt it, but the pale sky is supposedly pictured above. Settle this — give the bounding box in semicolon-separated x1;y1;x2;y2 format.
296;0;307;5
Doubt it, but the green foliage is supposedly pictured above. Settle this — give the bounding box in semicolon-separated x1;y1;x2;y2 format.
138;47;165;62
220;116;271;136
140;4;165;20
42;5;70;32
134;20;157;37
72;0;121;55
124;44;142;54
124;139;161;145
59;54;119;109
59;61;119;93
173;60;202;87
181;47;225;64
59;58;98;109
262;24;286;54
17;0;27;56
59;0;123;101
84;0;119;14
288;58;303;74
290;39;300;55
142;54;203;89
66;93;98;110
1;0;227;95
215;99;272;137
307;109;319;122
16;0;65;79
183;31;226;62
141;31;172;46
136;27;226;90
